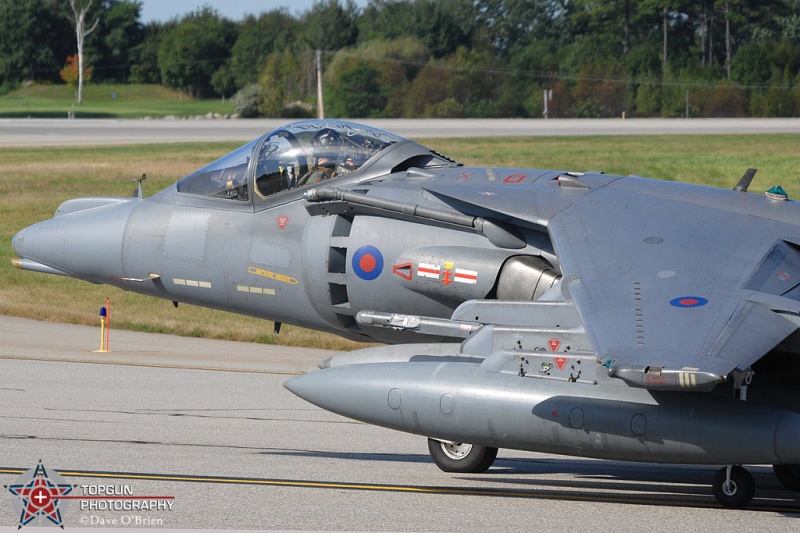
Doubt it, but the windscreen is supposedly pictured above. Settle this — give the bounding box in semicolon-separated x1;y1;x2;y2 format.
176;138;258;201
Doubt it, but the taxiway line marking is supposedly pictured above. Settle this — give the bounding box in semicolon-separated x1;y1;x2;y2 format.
1;468;797;513
0;355;302;376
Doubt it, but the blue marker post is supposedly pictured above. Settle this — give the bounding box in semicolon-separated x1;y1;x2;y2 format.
94;300;110;352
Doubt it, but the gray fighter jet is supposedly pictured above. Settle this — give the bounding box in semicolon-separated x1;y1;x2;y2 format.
11;120;800;508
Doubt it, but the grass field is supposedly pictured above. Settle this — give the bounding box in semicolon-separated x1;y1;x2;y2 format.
1;133;799;349
0;84;235;119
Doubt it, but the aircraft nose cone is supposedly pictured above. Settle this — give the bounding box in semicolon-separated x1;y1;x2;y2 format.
11;227;27;257
12;222;69;269
12;199;136;282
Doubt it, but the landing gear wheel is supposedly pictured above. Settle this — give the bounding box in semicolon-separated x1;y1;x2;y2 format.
773;464;800;491
712;466;755;508
427;438;498;473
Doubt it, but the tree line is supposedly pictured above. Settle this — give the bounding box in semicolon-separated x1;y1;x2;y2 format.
2;0;800;118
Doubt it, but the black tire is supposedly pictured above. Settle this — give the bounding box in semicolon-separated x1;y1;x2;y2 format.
773;464;800;491
427;438;498;473
712;466;755;508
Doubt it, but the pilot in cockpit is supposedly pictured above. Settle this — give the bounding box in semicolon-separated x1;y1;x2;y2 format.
181;120;404;201
296;128;343;186
252;124;390;197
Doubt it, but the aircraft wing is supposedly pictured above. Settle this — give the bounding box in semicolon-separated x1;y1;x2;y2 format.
547;177;800;390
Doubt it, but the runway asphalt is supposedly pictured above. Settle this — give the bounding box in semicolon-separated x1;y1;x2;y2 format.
1;117;800;147
1;316;798;531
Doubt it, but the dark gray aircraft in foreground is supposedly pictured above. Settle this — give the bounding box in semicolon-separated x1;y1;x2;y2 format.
12;120;800;508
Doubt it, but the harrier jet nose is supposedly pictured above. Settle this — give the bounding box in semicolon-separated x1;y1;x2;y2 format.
11;226;26;257
12;198;137;282
11;222;76;277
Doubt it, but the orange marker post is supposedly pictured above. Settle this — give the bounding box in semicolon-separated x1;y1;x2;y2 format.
105;297;110;351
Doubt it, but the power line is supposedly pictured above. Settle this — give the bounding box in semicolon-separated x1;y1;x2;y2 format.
331;50;798;91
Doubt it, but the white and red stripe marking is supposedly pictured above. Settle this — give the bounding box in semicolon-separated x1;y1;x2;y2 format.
417;263;441;279
453;268;478;284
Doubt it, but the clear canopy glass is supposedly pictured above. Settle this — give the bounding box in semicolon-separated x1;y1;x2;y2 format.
176;120;405;202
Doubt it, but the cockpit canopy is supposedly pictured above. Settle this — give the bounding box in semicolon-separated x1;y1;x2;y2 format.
176;120;406;202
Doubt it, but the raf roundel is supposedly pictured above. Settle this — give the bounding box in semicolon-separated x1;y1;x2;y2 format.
352;245;384;281
670;296;709;308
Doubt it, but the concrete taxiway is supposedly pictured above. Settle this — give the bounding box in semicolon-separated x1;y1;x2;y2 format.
0;316;798;531
2;117;800;147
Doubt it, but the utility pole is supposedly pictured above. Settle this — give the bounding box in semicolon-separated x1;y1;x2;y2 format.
543;89;552;119
662;7;668;76
725;1;732;80
685;90;690;118
316;49;325;119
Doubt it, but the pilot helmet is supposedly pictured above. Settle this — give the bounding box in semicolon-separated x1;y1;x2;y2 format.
311;129;343;168
312;128;341;149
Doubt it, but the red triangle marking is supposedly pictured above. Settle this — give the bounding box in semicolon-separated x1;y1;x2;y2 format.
392;262;413;280
548;338;561;352
554;357;568;371
276;216;289;230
